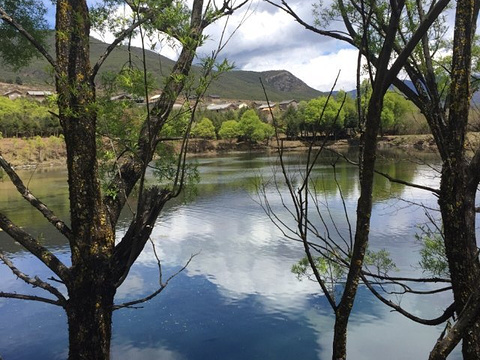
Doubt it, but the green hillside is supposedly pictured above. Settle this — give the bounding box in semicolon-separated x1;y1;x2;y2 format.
0;34;322;101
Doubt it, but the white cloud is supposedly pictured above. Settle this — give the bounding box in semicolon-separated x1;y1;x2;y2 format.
111;342;186;360
241;47;360;91
48;0;469;92
197;0;358;91
87;0;359;91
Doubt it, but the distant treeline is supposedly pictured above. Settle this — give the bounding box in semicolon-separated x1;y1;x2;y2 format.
0;97;61;138
0;89;428;141
188;90;428;143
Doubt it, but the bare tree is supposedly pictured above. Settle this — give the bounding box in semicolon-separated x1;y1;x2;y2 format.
260;0;459;359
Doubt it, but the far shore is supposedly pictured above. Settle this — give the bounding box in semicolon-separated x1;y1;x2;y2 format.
1;133;479;168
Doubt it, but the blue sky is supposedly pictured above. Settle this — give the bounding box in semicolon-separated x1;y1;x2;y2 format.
38;1;463;92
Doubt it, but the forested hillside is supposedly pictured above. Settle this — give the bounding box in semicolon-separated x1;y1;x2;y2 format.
0;33;321;101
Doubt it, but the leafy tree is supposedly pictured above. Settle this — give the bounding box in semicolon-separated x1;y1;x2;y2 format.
238;109;265;143
336;91;357;131
380;94;395;135
0;97;58;137
252;122;275;144
0;0;48;69
0;1;247;360
304;96;345;135
282;105;301;139
192;117;216;139
218;119;240;142
200;109;237;136
321;0;480;356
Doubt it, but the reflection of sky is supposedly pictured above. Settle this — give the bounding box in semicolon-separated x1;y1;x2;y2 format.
0;152;468;359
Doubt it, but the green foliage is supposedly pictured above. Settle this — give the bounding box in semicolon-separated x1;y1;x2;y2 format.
160;109;191;138
153;143;200;201
218;120;240;141
282;105;301;138
0;0;49;69
336;91;357;129
100;68;154;99
364;249;397;276
237;109;273;143
381;96;395;133
0;97;60;137
304;96;345;134
253;122;275;143
291;255;346;286
381;92;414;134
415;225;449;277
292;248;397;289
97;94;145;145
199;109;237;135
359;80;416;135
192;117;216;139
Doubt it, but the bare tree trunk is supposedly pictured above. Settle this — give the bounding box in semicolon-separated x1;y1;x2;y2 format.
332;97;383;360
331;2;405;357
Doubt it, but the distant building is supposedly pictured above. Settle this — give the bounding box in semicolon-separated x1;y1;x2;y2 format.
257;103;276;111
173;103;187;111
27;90;54;102
206;103;238;112
279;100;298;110
3;90;23;100
110;93;144;103
149;94;162;102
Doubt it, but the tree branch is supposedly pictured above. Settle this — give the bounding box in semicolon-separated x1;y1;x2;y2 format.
0;6;58;72
204;0;249;26
362;273;455;326
264;0;353;44
112;187;172;287
0;155;72;240
0;214;70;283
114;251;198;310
0;292;62;306
385;0;450;89
429;285;480;359
0;251;67;305
326;149;440;194
91;11;157;80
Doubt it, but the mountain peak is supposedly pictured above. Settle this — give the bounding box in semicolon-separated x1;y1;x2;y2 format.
261;70;312;93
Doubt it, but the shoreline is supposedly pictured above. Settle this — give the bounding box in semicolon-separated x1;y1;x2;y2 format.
1;133;478;168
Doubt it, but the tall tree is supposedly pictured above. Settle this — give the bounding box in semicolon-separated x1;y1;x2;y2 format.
0;1;247;359
262;0;454;359
266;0;480;358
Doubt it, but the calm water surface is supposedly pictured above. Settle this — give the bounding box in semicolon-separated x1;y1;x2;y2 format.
0;151;462;359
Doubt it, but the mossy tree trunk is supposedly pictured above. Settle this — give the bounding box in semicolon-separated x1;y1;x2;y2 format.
55;2;117;358
435;0;480;357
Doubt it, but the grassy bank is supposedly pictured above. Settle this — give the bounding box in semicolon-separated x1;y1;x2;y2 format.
0;136;66;167
1;133;479;167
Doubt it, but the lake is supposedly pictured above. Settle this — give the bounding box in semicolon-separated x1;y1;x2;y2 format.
0;150;462;359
